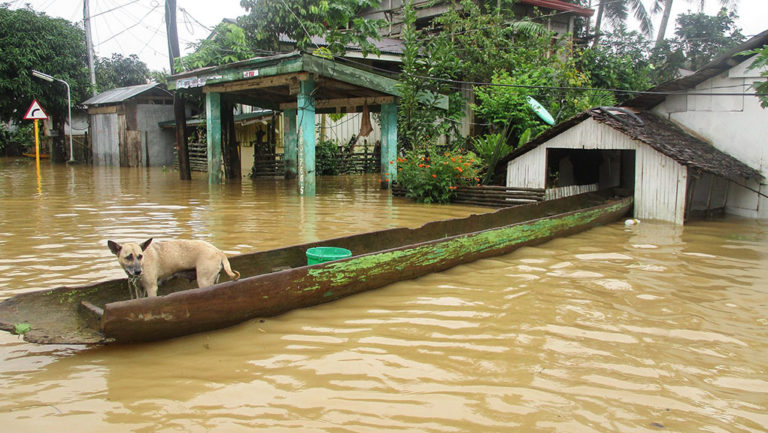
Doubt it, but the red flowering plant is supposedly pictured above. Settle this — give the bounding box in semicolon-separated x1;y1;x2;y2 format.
396;147;481;204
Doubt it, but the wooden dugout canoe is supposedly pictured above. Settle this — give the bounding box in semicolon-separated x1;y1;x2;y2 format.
0;191;632;345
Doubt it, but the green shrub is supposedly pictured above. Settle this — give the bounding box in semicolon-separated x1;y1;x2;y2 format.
316;140;342;175
396;147;481;204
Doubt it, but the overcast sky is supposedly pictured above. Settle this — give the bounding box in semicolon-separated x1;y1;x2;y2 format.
6;0;767;72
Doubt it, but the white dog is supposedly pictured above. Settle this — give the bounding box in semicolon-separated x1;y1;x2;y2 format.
108;238;240;298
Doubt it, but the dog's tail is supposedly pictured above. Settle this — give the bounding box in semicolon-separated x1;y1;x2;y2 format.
221;256;240;281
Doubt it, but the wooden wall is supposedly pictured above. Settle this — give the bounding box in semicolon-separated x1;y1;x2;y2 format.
506;118;689;224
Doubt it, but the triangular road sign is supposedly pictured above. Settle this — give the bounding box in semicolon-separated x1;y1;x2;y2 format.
24;99;48;120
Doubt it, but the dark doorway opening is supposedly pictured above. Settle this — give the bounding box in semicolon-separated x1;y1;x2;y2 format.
546;148;635;192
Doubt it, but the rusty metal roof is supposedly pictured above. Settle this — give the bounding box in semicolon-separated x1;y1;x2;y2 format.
82;83;171;106
499;109;762;181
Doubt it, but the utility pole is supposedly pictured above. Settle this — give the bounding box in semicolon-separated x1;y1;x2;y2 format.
83;0;97;95
165;0;191;180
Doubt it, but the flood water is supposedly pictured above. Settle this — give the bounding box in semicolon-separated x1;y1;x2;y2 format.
1;157;767;432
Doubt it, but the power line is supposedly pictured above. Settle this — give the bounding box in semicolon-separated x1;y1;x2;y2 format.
87;0;140;21
96;3;158;46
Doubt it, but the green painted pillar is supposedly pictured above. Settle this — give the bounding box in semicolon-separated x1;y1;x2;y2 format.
297;75;316;196
283;108;298;179
205;92;223;184
380;102;398;188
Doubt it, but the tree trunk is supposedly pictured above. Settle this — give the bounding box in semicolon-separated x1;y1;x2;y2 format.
592;3;604;47
655;0;674;47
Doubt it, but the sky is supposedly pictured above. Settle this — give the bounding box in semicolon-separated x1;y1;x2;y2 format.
6;0;768;72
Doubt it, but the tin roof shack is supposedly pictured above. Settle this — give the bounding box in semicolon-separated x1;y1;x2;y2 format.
626;29;768;219
82;83;175;166
503;109;762;224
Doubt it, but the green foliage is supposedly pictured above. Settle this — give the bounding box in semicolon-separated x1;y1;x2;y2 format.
0;122;33;155
238;0;385;57
578;26;653;102
673;8;744;71
316;140;343;175
396;148;481;204
95;53;150;91
0;6;90;124
472;70;549;142
396;0;456;152
744;45;768;109
472;128;513;185
176;22;255;72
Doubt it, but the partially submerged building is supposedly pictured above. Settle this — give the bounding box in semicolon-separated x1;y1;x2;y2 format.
504;30;768;224
168;51;436;194
82;83;176;166
625;29;768;219
504;108;762;224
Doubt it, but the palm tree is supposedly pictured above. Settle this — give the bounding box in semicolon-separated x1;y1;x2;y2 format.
592;0;658;46
654;0;738;47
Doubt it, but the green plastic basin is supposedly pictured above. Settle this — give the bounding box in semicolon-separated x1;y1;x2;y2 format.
306;247;352;265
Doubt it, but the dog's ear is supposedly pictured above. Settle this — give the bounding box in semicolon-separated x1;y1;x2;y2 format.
140;238;153;251
107;240;122;256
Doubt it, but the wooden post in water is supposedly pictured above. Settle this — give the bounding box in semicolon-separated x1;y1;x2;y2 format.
380;102;398;188
283;108;298;179
165;0;190;180
297;75;316;196
205;92;223;184
221;98;240;181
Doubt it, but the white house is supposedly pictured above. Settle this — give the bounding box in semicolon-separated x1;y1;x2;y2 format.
505;30;768;224
504;108;761;224
628;29;768;219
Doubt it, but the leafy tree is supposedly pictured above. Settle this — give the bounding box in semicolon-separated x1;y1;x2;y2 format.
237;0;385;57
579;26;654;101
95;53;150;91
176;22;256;71
397;0;465;152
592;0;657;46
0;5;89;161
655;0;738;47
744;45;768;109
673;8;744;71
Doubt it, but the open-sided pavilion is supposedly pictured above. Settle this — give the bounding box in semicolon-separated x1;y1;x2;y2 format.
169;52;443;194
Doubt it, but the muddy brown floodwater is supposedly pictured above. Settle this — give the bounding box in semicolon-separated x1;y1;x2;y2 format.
1;157;767;432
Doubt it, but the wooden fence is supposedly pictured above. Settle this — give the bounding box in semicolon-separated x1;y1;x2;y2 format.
393;184;545;207
545;183;598;200
252;153;285;177
173;142;208;172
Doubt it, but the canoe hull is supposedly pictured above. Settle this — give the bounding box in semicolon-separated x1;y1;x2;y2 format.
0;192;632;344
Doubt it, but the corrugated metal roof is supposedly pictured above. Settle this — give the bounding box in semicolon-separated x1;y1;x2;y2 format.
82;83;170;106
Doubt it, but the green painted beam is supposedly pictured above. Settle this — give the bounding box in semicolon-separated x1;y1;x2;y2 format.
297;75;316;196
205;92;223;184
283;108;298;179
303;55;448;110
380;102;398;188
169;53;303;91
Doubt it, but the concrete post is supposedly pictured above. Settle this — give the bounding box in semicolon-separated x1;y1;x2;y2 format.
380;102;398;188
205;92;223;184
297;76;316;196
283;108;298;179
